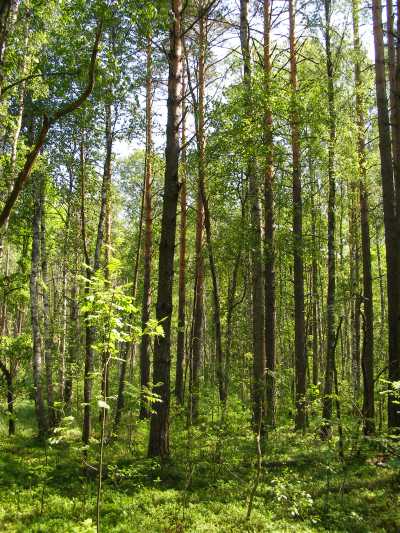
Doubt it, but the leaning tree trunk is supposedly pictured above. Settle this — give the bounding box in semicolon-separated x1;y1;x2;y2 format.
148;0;183;458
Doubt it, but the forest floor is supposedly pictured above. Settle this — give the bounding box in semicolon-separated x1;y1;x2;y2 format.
0;399;399;533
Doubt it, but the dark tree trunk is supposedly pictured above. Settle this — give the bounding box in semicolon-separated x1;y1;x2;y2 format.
264;0;276;428
321;0;337;438
289;0;306;432
30;174;48;439
190;191;204;423
240;0;266;432
175;71;187;406
40;177;56;430
140;35;153;420
113;163;145;434
372;0;400;430
148;0;183;458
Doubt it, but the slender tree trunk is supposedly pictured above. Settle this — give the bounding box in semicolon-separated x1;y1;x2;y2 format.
349;177;361;401
240;0;266;431
30;174;48;439
148;0;183;458
288;0;306;431
40;177;56;430
175;70;187;406
321;0;337;438
80;139;95;447
140;35;153;420
310;156;319;387
387;0;400;207
372;0;400;430
113;167;145;434
353;0;374;434
190;191;204;423
65;266;78;413
264;0;276;428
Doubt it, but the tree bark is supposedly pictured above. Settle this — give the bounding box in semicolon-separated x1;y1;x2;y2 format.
371;0;400;430
140;35;153;420
263;0;276;428
321;0;337;438
240;0;266;432
40;176;56;430
289;0;306;432
148;0;183;458
30;174;48;439
175;70;187;406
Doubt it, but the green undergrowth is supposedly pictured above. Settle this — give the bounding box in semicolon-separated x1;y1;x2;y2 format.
0;400;399;532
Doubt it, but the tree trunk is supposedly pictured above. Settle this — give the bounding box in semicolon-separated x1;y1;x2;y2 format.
371;0;400;430
321;0;337;438
264;0;276;428
240;0;266;432
289;0;306;431
113;164;145;434
310;156;319;387
148;0;183;458
140;35;153;420
175;70;187;406
40;176;56;430
30;174;48;439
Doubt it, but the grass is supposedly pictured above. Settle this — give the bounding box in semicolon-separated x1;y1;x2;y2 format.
0;399;399;532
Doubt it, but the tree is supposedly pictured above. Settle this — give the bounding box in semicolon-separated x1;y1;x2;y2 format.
148;0;183;458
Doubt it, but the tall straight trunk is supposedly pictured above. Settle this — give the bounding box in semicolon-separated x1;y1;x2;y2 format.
387;0;400;207
65;266;78;413
80;140;94;447
263;0;276;428
113;182;144;434
200;157;225;404
190;192;204;423
372;0;400;430
140;35;153;420
352;0;374;434
349;182;361;401
30;174;47;439
175;71;187;406
321;0;337;437
97;103;113;424
148;0;183;458
40;177;56;430
289;0;306;431
240;0;266;431
310;156;319;386
0;360;14;435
